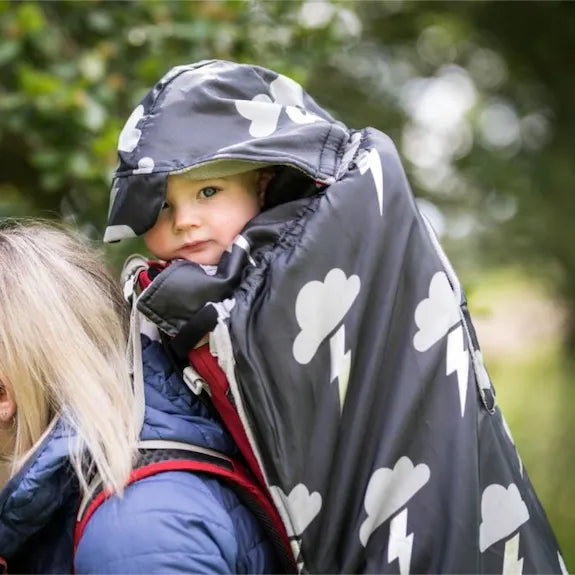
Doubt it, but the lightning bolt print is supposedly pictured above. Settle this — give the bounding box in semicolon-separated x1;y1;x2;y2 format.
357;148;384;216
388;509;413;575
503;533;524;575
289;538;305;574
329;324;351;412
446;325;469;417
234;235;256;266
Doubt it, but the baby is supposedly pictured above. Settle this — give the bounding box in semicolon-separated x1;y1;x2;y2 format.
144;166;274;265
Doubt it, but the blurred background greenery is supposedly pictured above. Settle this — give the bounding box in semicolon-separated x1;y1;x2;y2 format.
1;0;573;568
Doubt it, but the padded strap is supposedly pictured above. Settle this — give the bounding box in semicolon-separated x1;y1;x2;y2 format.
74;448;296;574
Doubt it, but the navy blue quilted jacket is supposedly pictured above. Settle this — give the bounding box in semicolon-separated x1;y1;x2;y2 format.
0;334;281;574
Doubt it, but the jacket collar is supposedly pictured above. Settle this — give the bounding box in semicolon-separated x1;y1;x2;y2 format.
0;417;78;559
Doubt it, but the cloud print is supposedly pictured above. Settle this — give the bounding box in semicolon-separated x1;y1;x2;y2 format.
236;75;323;137
293;268;360;365
271;74;323;125
270;74;305;107
413;271;461;352
359;456;431;547
479;483;530;552
235;94;282;138
133;156;155;174
118;104;144;153
270;484;322;537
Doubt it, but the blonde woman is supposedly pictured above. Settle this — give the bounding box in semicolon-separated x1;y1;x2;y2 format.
0;220;282;574
0;220;136;572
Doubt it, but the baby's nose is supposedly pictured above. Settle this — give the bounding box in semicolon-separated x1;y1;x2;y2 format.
173;205;200;231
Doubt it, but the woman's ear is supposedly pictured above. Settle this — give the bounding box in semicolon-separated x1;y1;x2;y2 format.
256;169;276;208
0;376;16;425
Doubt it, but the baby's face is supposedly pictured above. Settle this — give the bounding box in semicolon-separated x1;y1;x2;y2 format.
144;170;266;265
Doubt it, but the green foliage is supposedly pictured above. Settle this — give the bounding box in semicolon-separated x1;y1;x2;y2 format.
1;0;574;320
0;0;344;232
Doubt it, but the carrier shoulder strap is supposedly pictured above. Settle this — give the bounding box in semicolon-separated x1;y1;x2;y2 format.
73;443;296;574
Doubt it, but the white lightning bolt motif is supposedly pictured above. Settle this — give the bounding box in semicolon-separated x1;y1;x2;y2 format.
388;509;413;575
357;148;384;216
234;235;256;265
503;533;524;575
446;325;469;417
330;324;351;412
290;539;305;574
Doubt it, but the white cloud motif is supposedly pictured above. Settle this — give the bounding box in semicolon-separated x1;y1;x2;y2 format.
133;156;155;174
118;104;144;153
270;75;323;125
293;268;360;365
270;74;305;107
285;105;323;125
236;75;323;137
413;271;461;352
359;456;431;547
479;483;530;552
270;484;322;537
235;94;282;138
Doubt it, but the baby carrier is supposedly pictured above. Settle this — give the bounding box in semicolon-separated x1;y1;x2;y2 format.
74;259;297;573
104;60;566;573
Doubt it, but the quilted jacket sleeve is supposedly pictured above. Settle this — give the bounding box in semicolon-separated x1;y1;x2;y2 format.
75;470;255;574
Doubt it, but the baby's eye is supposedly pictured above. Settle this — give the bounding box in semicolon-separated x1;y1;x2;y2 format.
160;201;170;210
199;186;218;199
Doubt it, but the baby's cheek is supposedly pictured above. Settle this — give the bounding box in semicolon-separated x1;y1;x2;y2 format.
144;223;168;255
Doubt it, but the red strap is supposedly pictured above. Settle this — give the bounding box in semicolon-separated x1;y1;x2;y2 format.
137;260;168;290
75;459;254;551
189;345;268;489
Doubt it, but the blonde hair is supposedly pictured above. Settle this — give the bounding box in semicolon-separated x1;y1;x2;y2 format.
0;219;137;494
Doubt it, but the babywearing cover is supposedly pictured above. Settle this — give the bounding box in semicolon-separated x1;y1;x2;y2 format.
105;60;566;574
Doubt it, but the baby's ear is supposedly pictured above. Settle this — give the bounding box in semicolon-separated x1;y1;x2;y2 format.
256;169;276;207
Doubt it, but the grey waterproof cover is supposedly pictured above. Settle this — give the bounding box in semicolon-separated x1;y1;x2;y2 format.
105;60;566;574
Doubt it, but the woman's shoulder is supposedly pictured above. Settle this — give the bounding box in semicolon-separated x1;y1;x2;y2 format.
80;470;238;543
75;469;279;573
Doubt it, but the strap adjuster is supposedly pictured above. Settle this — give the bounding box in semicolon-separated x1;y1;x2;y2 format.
183;366;211;397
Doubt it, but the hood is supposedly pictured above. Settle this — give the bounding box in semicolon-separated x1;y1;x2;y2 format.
104;59;351;243
0;418;78;560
